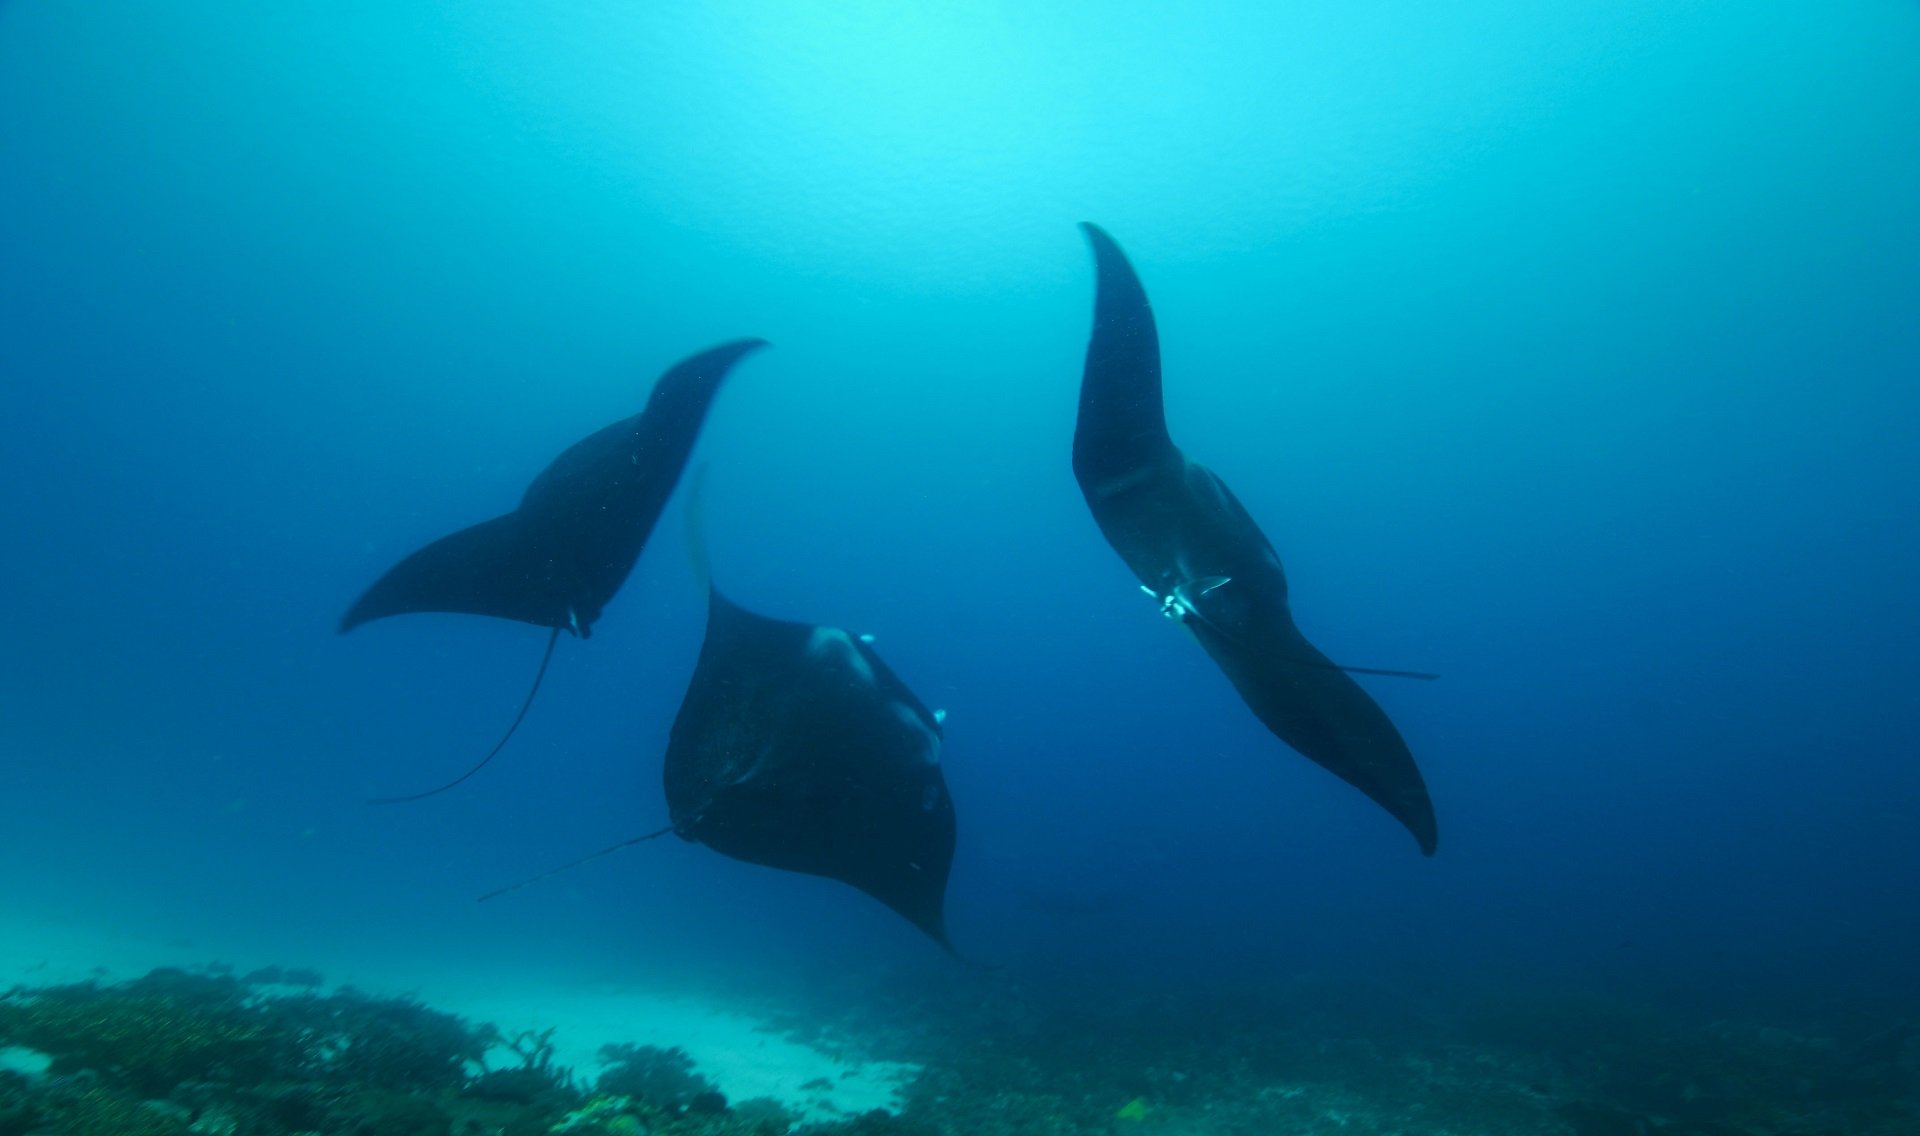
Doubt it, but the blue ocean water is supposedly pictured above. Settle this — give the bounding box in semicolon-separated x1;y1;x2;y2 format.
2;1;1917;1122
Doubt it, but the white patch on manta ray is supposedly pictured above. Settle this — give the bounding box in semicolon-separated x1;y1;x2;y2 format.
806;626;874;684
890;701;941;764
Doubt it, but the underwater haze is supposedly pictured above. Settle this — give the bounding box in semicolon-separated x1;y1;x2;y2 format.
3;1;1918;1131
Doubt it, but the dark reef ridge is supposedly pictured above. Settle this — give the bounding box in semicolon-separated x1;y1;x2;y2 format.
1;963;1915;1135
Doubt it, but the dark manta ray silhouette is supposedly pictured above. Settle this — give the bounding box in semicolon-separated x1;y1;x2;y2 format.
479;497;959;953
1072;223;1439;855
340;338;769;802
659;576;959;952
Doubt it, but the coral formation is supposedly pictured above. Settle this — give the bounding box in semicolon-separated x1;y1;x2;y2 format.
0;965;913;1136
3;961;1913;1135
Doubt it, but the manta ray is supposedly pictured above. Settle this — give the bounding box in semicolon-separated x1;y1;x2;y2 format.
1072;223;1438;854
481;486;960;952
659;582;958;951
341;338;768;801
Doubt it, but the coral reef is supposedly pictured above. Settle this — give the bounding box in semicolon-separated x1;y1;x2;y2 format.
770;966;1919;1136
0;966;915;1136
595;1043;721;1112
2;961;1912;1135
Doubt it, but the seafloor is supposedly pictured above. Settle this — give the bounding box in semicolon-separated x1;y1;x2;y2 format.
1;958;1913;1136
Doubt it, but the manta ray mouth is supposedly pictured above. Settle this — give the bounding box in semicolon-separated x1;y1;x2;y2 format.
1140;576;1232;627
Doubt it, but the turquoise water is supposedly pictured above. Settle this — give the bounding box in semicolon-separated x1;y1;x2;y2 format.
2;3;1917;1130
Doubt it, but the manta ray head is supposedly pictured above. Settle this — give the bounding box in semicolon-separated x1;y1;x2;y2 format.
1145;575;1233;628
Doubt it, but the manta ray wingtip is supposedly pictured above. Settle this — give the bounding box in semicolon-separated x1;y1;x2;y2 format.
658;339;771;393
1078;220;1117;249
337;600;375;635
1406;807;1439;857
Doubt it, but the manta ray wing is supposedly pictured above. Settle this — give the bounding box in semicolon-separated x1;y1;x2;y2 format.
339;513;565;633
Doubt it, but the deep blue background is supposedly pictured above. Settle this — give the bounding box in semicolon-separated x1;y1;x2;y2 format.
2;2;1915;1014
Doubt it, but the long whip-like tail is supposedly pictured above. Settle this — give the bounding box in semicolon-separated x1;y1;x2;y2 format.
683;463;712;591
477;825;678;902
367;624;562;804
1321;661;1439;681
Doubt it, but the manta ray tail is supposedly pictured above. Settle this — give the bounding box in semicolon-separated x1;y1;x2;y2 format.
1168;584;1438;680
476;824;678;902
683;464;714;593
1324;661;1440;681
367;625;562;804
